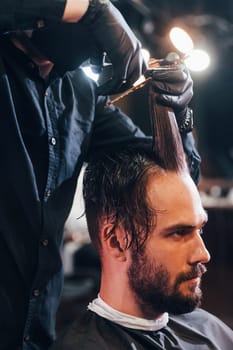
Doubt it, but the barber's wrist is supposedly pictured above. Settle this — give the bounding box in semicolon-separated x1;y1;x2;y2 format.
176;107;194;134
62;0;90;22
80;0;109;24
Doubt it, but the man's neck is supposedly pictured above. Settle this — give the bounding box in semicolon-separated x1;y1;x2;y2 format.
88;296;169;331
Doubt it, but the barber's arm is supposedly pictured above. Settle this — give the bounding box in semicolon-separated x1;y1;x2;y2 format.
78;0;147;95
63;0;89;22
89;95;150;149
1;0;146;96
0;1;67;32
58;0;148;95
0;0;89;32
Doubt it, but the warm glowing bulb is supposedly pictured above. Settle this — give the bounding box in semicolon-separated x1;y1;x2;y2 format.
185;49;210;72
169;27;194;54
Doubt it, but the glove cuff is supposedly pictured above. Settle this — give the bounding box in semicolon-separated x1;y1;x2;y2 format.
177;107;194;134
81;0;109;24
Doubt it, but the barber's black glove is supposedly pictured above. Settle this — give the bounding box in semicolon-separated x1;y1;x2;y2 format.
149;63;194;133
81;0;147;95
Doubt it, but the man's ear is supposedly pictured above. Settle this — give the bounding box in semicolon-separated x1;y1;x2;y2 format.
102;224;129;261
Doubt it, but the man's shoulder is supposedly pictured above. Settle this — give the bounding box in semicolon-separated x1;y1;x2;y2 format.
50;311;130;350
50;311;98;350
169;308;233;348
169;307;229;329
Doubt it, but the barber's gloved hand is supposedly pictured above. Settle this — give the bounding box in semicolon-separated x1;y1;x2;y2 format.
149;63;194;133
81;0;147;95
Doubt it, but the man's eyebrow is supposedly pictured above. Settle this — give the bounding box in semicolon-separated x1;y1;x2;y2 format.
162;224;196;234
162;213;208;234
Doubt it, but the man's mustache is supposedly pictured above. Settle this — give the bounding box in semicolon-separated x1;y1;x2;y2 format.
177;263;207;283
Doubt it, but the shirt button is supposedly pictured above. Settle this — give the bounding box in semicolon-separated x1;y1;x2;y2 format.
24;335;30;342
33;289;40;297
50;137;57;146
41;239;49;247
37;19;45;28
45;189;51;198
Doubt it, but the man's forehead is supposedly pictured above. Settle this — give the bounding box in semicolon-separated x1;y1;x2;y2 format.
147;170;193;192
146;172;207;236
147;171;203;212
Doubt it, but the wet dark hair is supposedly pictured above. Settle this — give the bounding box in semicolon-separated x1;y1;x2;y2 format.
83;143;165;253
83;87;187;253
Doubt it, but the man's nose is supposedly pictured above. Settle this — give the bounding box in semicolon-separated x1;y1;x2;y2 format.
189;233;211;265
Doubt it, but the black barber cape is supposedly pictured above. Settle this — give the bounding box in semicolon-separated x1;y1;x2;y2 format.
51;308;233;350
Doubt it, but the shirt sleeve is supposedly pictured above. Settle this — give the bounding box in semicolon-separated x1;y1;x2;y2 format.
0;0;66;33
89;95;151;151
181;132;201;184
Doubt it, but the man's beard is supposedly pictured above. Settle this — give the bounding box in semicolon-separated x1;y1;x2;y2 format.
128;249;207;318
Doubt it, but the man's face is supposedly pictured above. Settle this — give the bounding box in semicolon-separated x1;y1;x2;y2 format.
128;171;210;318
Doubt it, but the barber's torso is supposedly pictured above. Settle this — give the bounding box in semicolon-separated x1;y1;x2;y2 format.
0;35;103;350
0;33;145;349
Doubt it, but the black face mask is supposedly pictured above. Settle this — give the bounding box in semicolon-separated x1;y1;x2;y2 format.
31;22;99;74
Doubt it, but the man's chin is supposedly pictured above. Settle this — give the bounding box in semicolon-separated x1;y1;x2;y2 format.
179;278;203;300
170;294;202;314
145;291;202;316
160;286;203;315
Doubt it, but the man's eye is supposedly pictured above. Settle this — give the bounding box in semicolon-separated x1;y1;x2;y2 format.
170;230;186;238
